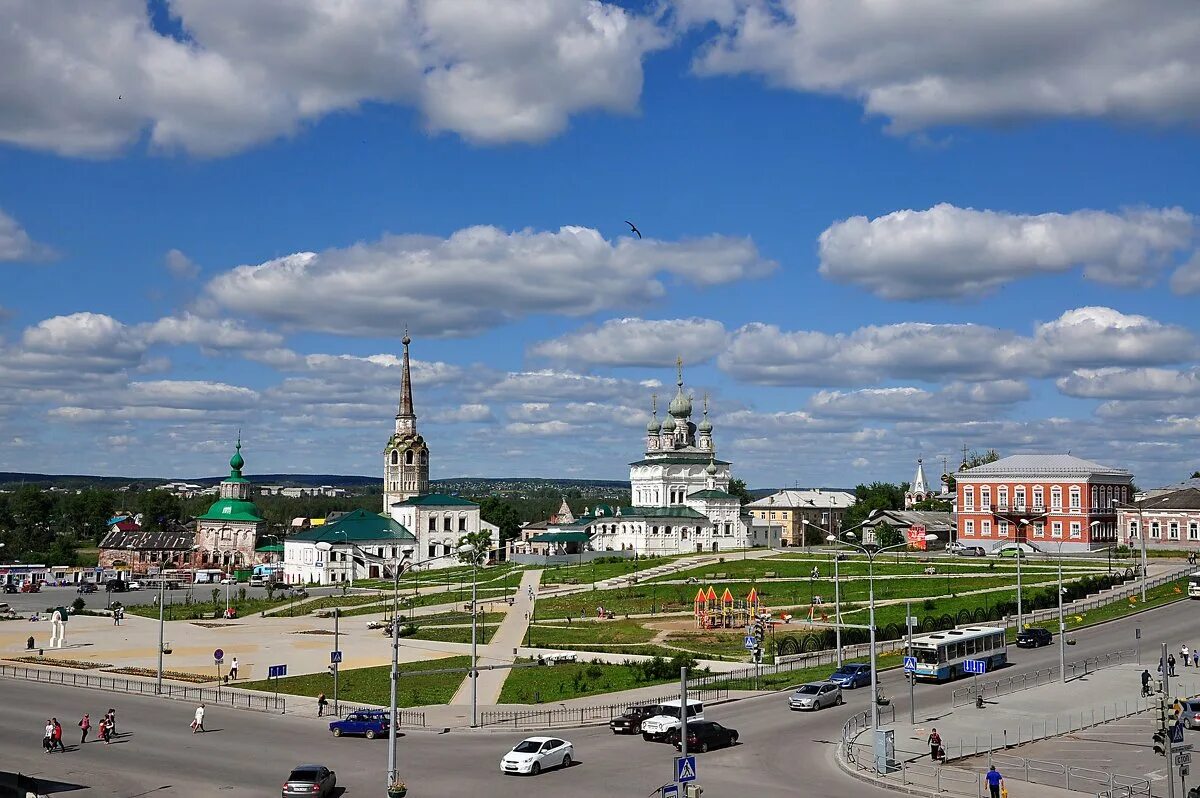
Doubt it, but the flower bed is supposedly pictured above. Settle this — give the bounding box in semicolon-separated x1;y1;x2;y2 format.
4;656;111;669
103;666;212;683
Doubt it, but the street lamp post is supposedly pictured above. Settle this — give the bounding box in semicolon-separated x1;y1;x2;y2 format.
158;544;198;694
1115;501;1148;602
832;530;937;730
458;542;480;729
804;518;867;668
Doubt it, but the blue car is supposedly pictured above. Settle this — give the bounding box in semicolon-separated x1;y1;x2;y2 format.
829;663;872;689
329;709;390;739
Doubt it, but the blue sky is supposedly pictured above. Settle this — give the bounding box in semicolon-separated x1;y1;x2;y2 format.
2;0;1200;488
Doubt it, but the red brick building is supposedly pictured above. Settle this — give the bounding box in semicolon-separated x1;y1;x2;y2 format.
954;454;1133;553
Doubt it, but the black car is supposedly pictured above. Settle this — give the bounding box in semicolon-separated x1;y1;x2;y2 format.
2;584;16;594
78;583;97;594
609;704;661;734
105;579;128;592
282;764;336;797
668;721;739;753
1015;627;1053;648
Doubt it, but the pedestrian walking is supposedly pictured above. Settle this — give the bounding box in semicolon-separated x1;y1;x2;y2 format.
1169;654;1177;676
191;703;205;733
317;692;328;717
78;713;90;744
928;727;943;761
1183;644;1190;666
1142;669;1152;697
229;656;238;680
985;766;1004;798
1193;650;1198;669
43;719;53;753
105;708;117;737
51;718;65;752
100;716;113;744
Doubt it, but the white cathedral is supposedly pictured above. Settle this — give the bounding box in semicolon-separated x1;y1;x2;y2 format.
545;359;780;556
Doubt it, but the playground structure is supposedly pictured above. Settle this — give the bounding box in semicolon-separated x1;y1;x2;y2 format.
693;585;763;629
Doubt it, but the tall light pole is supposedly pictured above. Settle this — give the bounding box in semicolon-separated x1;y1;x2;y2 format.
457;541;480;729
833;530;937;730
158;544;198;694
802;519;843;666
1115;501;1148;602
336;530;353;588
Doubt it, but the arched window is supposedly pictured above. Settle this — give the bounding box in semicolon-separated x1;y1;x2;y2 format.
391;450;399;465
420;450;428;466
405;450;414;465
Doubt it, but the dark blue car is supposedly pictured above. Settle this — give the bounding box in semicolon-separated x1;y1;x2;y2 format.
829;663;872;688
329;709;390;739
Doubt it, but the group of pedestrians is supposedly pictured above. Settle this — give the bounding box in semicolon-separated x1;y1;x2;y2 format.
1156;644;1200;678
42;709;115;753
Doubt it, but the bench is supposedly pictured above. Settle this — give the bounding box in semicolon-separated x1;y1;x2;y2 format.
714;572;727;579
704;573;715;579
763;571;777;579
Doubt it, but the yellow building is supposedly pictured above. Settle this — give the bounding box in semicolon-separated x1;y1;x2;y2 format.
747;489;857;546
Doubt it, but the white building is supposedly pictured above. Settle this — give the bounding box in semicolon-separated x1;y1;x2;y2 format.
561;360;779;556
283;508;417;585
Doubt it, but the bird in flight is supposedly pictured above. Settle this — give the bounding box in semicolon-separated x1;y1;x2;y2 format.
625;220;642;239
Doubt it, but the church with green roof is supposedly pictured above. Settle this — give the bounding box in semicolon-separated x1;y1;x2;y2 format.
195;438;268;570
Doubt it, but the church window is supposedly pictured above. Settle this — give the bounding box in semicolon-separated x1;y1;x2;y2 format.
444;516;452;532
420;451;428;466
391;451;398;465
428;516;437;532
458;515;467;531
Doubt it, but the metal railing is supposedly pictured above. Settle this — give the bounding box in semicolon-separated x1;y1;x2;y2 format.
1001;565;1191;632
0;663;286;713
950;649;1135;707
478;686;730;729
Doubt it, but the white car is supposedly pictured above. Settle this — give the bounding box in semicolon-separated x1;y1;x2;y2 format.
248;577;265;587
500;736;574;776
126;580;142;590
641;699;704;742
220;577;236;584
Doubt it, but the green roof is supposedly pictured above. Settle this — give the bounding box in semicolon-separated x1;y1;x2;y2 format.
197;498;265;523
530;531;592;543
687;489;738;501
617;506;708;519
255;543;284;553
630;456;732;467
390;493;477;507
289;508;416;542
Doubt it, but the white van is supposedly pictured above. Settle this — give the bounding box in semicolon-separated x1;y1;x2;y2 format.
640;699;704;742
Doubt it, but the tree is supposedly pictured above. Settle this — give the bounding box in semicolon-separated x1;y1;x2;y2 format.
728;479;754;505
1192;471;1200;479
963;449;1001;469
136;490;183;532
843;482;906;529
457;530;491;566
478;497;522;545
875;522;901;549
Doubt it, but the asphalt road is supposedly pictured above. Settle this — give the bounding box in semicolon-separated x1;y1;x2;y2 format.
3;597;1193;798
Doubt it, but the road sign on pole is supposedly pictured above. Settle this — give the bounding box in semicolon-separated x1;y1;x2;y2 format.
744;636;758;650
1176;752;1191;766
213;648;224;663
903;656;917;672
268;664;287;679
964;659;988;675
1171;722;1185;745
662;785;680;798
331;650;343;664
675;755;697;783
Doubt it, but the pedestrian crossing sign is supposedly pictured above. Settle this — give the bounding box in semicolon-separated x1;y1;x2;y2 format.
903;656;917;671
675;755;697;783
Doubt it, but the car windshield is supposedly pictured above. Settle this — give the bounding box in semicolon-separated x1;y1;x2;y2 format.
795;685;821;695
288;770;320;782
512;741;542;753
625;707;654;718
834;667;858;676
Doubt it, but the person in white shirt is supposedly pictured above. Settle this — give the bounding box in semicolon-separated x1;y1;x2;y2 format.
229;657;239;679
192;704;205;733
43;720;54;753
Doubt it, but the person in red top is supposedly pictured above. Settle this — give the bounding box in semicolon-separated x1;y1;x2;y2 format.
79;713;90;744
51;718;65;752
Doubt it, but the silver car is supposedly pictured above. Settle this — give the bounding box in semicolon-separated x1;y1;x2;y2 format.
789;681;842;711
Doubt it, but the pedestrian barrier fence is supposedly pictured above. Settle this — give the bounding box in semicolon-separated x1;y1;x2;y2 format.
479;686;730;729
0;663;286;713
950;649;1135;707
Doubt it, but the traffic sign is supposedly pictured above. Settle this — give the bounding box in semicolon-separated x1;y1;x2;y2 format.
331;650;343;664
268;664;287;679
213;648;224;662
1176;744;1194;753
744;636;758;650
662;785;680;798
675;755;697;783
964;659;988;675
903;656;917;672
1171;722;1185;745
906;616;919;629
1176;752;1191;766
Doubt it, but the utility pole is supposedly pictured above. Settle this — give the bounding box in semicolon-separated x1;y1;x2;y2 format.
387;562;401;790
1164;642;1177;798
680;665;689;789
333;607;340;717
907;600;915;724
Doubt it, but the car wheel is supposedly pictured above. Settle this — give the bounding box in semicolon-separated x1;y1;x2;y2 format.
530;763;541;776
700;742;709;753
836;694;843;705
643;733;653;741
332;727;342;737
562;753;572;769
366;729;376;739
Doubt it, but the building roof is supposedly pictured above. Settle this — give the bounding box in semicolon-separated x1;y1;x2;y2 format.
196;498;265;523
530;531;593;543
618;506;709;519
629;456;731;467
747;489;857;510
113;520;141;532
99;527;195;551
1129;488;1200;512
1142;478;1200;499
255;543;284;553
955;454;1131;480
390;493;477;507
289;508;416;543
864;509;954;532
687;489;739;501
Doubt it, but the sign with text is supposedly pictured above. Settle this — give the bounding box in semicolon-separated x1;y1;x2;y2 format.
906;524;929;551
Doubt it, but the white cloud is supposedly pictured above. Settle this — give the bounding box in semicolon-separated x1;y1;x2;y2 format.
1057;367;1200;399
139;313;283;351
530;317;728;367
808;381;1029;421
485;369;660;403
818;204;1196;299
504;420;574;437
0;0;665;157
681;1;1200;132
164;248;200;279
205;226;774;338
1170;252;1200;295
430;404;494;424
720;307;1195;386
0;208;51;262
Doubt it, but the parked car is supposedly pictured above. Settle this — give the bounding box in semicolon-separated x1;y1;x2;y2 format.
609;704;661;734
990;542;1040;557
248;576;265;587
220;576;236;585
329;709;389;739
788;681;842;711
77;583;97;594
126;580;142;590
829;663;871;689
20;582;40;593
956;546;987;557
281;764;336;797
286;587;309;599
500;736;574;776
1015;627;1053;648
668;720;739;753
2;584;16;594
105;579;127;592
1182;700;1200;730
641;699;704;742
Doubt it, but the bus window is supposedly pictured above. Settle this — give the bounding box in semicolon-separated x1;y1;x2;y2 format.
916;649;938;664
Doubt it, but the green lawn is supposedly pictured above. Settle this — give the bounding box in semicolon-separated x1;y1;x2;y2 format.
122;594;292;620
525;619;658;645
539;555;686;586
1019;577;1189;635
499;657;709;704
652;555;1112;583
661;631;755;660
241;656;471;708
407;624;500;644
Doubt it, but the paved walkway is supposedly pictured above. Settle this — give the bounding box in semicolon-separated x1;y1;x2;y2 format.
451;568;542;707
